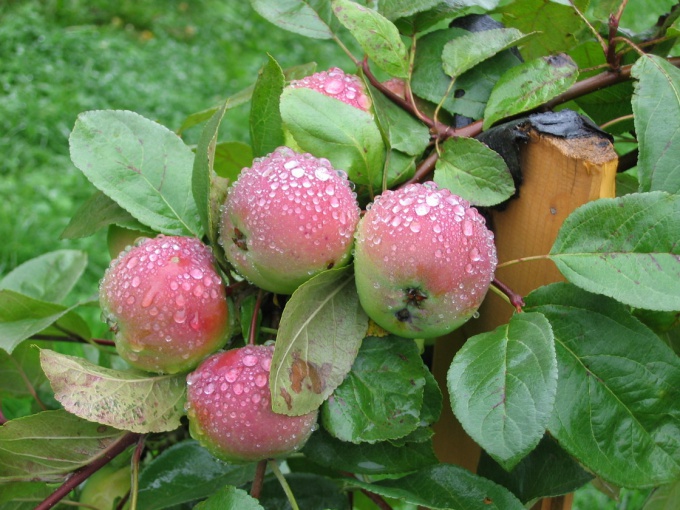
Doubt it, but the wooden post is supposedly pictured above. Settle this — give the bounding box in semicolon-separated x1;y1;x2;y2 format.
431;123;618;508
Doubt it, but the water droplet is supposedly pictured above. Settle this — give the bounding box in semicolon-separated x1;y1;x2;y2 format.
470;248;481;261
251;393;261;404
254;373;268;387
243;355;258;367
261;357;272;371
225;368;240;383
174;309;186;324
176;294;185;307
131;276;141;288
463;220;474;237
410;221;421;233
233;383;243;395
204;383;215;395
465;264;473;274
291;167;305;178
141;289;156;308
190;268;203;279
415;203;430;216
190;313;200;331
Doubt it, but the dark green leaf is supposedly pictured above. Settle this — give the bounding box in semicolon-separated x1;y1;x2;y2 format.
193;100;229;249
477;435;593;504
0;482;56;506
0;342;48;405
420;364;442;426
40;349;186;433
271;267;368;416
321;336;426;443
433;137;515;206
249;0;337;39
525;283;680;488
632;54;680;194
213;141;253;181
280;87;386;197
194;486;263;510
332;0;409;78
259;472;349;510
442;28;531;78
501;0;589;60
448;312;556;470
0;291;88;353
0;410;126;482
137;441;257;510
302;427;438;474
250;55;286;157
382;150;416;193
369;84;430;157
60;191;152;240
549;192;680;311
0;250;87;303
69;110;201;236
345;463;525;509
484;54;578;129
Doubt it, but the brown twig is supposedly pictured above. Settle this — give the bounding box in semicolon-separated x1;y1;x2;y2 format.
35;432;141;510
492;278;524;313
251;459;268;499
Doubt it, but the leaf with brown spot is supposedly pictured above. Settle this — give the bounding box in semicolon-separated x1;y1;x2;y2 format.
271;266;368;416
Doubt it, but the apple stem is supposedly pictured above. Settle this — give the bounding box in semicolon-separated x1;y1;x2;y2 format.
249;289;265;346
492;278;525;313
251;459;268;499
35;432;141;510
128;434;146;510
269;459;300;510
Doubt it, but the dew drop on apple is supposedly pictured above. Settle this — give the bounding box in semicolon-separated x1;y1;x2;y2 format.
242;354;258;367
463;220;474;237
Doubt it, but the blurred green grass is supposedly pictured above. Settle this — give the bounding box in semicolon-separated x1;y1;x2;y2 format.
0;0;346;293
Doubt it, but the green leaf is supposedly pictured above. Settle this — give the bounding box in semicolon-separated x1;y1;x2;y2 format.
40;349;186;433
500;0;589;60
632;54;680;194
484;54;578;129
0;410;126;482
259;472;349;510
137;440;257;510
448;312;556;470
410;27;522;120
525;283;680;488
332;0;409;78
0;342;48;404
0;291;87;354
377;0;440;21
321;336;427;443
302;427;438;474
369;84;430;157
433;137;515;206
344;463;525;509
477;435;593;504
0;250;87;303
249;0;337;39
420;364;443;426
271;266;368;416
193;100;229;249
250;55;286;157
442;28;531;78
69;110;201;237
0;482;56;506
644;477;680;510
194;486;263;510
280;87;386;197
60;190;152;240
549;192;680;312
213;141;254;181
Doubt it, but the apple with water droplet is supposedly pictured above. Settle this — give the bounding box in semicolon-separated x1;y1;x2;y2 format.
219;146;360;294
100;235;232;374
354;183;497;338
287;67;372;112
186;344;318;463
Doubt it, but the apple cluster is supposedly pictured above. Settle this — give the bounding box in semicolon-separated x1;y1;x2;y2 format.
98;67;496;464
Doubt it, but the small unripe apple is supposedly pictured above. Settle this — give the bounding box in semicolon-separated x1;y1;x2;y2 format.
288;67;371;111
79;464;130;510
219;146;360;294
354;183;497;338
100;235;231;374
186;345;318;463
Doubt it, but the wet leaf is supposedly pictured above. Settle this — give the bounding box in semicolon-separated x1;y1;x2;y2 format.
302;427;438;475
213;141;253;182
250;55;286;157
0;250;87;303
280;87;386;197
271;266;367;416
632;54;680;194
484;54;578;129
525;283;680;488
434;137;515;206
249;0;337;39
0;410;126;482
333;0;409;78
138;441;257;510
40;349;186;433
344;463;525;509
259;472;349;510
69;110;201;237
442;28;531;78
644;477;680;510
322;336;427;443
194;486;263;510
550;192;680;312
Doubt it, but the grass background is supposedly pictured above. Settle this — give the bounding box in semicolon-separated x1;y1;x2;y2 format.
0;1;657;508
